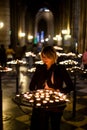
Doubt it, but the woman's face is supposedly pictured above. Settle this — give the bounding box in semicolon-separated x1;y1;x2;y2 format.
41;54;55;68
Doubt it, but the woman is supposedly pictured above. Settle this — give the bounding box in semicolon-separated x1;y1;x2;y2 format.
29;45;73;130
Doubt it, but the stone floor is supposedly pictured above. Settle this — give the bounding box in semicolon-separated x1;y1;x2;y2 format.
1;65;87;130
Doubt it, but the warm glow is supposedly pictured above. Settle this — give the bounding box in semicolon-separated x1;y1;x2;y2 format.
64;34;71;40
61;29;68;34
28;35;33;40
18;32;26;37
44;9;50;12
0;22;4;29
53;35;62;41
45;38;49;42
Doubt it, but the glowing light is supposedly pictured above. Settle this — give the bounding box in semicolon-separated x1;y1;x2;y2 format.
28;35;33;40
0;22;4;29
61;30;68;35
64;34;71;40
19;32;25;37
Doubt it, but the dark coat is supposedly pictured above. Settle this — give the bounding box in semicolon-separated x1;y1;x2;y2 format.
29;63;74;94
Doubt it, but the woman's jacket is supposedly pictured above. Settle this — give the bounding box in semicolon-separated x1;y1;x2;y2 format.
29;63;74;94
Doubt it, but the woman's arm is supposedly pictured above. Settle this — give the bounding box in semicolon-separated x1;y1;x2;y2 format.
61;65;74;93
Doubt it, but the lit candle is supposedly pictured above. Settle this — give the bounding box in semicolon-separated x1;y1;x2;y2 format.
58;92;63;97
55;99;59;102
65;99;70;102
49;90;53;94
43;100;47;104
45;97;49;101
60;98;64;101
40;95;44;98
27;96;31;99
16;94;20;97
35;95;39;98
62;95;66;100
36;98;41;101
29;99;34;103
29;94;33;97
36;103;41;106
45;94;50;98
35;93;39;98
55;96;59;99
24;94;28;98
49;100;54;103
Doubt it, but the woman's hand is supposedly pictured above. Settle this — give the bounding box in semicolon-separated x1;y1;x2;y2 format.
44;82;55;91
44;86;55;91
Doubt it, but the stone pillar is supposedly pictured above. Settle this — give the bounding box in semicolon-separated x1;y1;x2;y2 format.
18;6;26;47
0;0;10;48
72;0;80;53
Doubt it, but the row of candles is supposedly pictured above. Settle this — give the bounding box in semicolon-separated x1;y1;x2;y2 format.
16;89;69;108
0;66;12;72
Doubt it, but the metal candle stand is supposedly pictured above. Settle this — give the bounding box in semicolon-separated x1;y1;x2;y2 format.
67;66;87;120
15;63;20;94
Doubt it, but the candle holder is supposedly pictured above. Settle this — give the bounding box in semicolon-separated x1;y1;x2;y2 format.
14;89;69;109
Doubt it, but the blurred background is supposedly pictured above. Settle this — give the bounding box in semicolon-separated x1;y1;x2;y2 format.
0;0;87;55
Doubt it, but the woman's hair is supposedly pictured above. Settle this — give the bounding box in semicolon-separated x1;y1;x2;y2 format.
41;45;57;62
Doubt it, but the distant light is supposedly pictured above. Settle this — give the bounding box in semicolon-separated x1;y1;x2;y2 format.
61;30;68;34
53;35;62;41
28;35;33;42
41;39;44;42
28;35;33;40
19;32;25;37
39;8;49;12
45;38;49;42
64;34;71;40
44;9;49;12
0;22;4;29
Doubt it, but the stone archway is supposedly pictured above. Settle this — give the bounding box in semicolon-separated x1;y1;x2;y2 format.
35;8;54;44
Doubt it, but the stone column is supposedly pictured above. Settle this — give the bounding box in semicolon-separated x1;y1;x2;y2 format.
71;0;80;53
0;0;10;48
